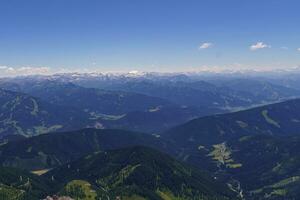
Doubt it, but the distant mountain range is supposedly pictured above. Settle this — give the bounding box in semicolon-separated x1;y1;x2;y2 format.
0;84;210;138
2;73;300;199
2;96;299;199
1;74;300;138
0;88;92;138
3;94;300;199
67;76;300;109
0;80;171;115
2;74;300;111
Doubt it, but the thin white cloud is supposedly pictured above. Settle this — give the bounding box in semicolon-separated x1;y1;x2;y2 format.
128;70;139;74
0;66;8;70
199;42;213;50
280;46;289;50
0;66;51;77
297;48;300;52
250;42;271;51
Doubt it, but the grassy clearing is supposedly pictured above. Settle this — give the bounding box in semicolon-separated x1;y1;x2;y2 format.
31;169;51;176
61;180;97;200
262;110;280;128
208;143;242;169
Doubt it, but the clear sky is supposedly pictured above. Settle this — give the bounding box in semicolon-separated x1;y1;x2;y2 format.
0;0;300;75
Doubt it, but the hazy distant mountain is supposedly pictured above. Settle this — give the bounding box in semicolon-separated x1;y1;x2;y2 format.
44;73;300;110
210;78;300;102
3;74;300;113
0;80;171;115
73;78;256;109
256;73;300;91
0;81;211;136
0;88;92;139
2;74;300;118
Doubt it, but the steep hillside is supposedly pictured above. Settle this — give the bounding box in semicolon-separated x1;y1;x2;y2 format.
44;146;236;200
104;105;217;133
226;135;300;200
0;129;173;171
0;167;51;200
163;99;300;199
164;98;300;146
180;134;300;200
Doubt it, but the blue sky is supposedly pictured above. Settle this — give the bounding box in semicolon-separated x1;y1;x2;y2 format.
0;0;300;75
